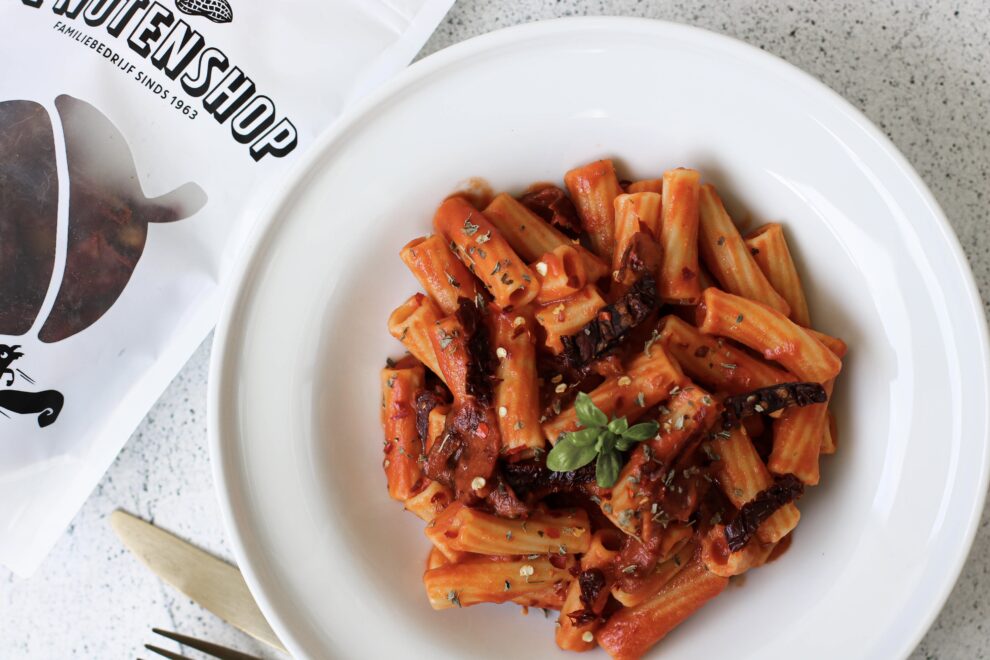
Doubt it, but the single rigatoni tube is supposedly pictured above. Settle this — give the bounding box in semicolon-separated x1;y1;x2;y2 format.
657;314;792;394
698;185;790;315
700;525;776;577
709;427;800;544
428;315;470;401
380;364;425;501
433;196;538;309
710;427;767;505
613;192;662;273
611;540;696;608
769;379;832;485
404;480;454;522
533;245;587;304
491;310;545;454
772;331;844;480
424;556;574;609
744;223;811;326
387;293;445;383
771;327;844;473
534;285;607;354
597;559;728;659
426;503;591;555
484;192;609;281
564;159;623;259
626;178;663;194
542;344;687;441
400;235;481;316
696;288;842;383
557;530;623;652
659;168;702;303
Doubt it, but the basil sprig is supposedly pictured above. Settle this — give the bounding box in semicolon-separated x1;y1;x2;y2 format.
546;392;659;488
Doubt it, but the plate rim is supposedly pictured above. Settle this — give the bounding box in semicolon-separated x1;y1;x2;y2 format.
208;15;990;659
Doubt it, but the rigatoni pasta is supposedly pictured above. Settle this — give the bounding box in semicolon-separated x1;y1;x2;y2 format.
376;162;847;658
387;293;445;382
709;426;800;543
433;196;539;309
483;192;609;282
657;314;792;394
380;361;425;501
597;559;728;659
491;309;545;454
698;184;790;314
533;245;587;304
556;530;622;651
658;168;702;303
744;223;811;326
427;502;591;556
423;555;574;610
696;287;842;383
612;192;662;274
564;159;623;259
533;285;607;354
400;235;480;316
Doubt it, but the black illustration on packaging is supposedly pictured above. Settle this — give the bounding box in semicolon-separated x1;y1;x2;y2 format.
0;95;206;343
175;0;233;24
0;345;63;428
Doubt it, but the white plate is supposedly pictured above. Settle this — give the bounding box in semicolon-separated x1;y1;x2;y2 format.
209;17;990;660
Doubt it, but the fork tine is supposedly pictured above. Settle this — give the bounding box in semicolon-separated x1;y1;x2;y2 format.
152;629;264;660
144;644;193;660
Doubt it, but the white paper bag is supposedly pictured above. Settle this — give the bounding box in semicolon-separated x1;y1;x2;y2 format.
0;0;452;576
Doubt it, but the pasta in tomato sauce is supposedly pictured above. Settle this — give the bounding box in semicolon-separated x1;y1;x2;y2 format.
378;162;845;658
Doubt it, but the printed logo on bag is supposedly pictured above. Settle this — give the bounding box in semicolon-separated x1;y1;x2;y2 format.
0;97;206;346
175;0;233;24
19;0;297;161
0;345;63;428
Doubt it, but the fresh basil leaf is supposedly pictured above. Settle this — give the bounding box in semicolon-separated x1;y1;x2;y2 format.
575;392;608;428
623;421;660;441
607;417;629;435
595;449;621;488
615;436;636;451
547;435;600;472
569;427;600;447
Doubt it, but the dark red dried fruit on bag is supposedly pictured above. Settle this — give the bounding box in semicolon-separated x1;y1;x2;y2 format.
175;0;233;24
0;100;58;336
38;95;205;343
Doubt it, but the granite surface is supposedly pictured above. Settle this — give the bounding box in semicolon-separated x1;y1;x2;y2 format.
3;1;989;658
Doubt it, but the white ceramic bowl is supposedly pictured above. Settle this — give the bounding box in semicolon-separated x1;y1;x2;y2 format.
209;17;990;660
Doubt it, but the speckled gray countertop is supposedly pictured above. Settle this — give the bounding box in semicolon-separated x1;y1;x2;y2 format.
3;1;988;658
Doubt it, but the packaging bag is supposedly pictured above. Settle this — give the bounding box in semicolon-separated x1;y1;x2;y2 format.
0;0;452;576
